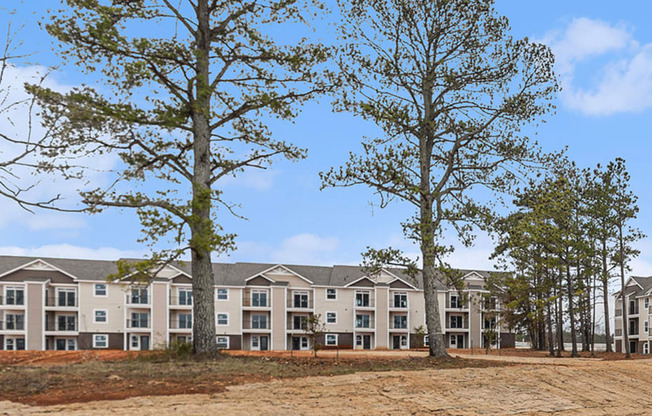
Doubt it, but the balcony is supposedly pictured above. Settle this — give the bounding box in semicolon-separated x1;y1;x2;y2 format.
615;328;623;337
0;295;25;307
45;296;78;308
389;323;409;331
125;295;150;306
169;296;193;307
287;298;313;309
615;309;622;317
169;320;192;330
45;321;78;332
242;298;270;308
629;306;639;316
354;298;375;309
0;320;25;331
287;318;308;332
242;321;270;330
126;318;151;329
446;299;469;310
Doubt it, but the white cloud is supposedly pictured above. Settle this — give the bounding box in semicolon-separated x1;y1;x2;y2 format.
220;167;280;191
222;232;341;265
0;244;146;260
541;17;652;115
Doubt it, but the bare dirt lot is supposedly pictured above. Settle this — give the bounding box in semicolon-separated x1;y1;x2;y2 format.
1;351;651;415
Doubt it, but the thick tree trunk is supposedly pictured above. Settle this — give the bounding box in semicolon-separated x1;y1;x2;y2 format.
601;241;613;352
191;0;217;354
423;264;447;357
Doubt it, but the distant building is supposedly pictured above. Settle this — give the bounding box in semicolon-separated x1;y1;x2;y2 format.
614;276;652;354
0;255;514;351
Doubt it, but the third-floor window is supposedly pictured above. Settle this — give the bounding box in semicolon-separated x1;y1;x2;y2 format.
130;287;149;304
393;315;407;329
393;293;408;308
57;288;76;307
178;288;193;306
251;290;268;307
5;287;24;306
355;291;370;307
293;292;309;308
355;314;370;328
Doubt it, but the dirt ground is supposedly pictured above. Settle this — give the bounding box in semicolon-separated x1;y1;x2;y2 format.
1;353;651;415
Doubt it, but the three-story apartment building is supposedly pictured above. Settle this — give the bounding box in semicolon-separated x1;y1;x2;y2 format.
0;255;514;351
614;276;652;354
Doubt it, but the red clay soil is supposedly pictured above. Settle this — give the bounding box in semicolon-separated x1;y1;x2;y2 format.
451;347;647;360
0;350;143;366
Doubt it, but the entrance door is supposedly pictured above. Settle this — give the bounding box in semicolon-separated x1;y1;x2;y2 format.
393;335;401;350
292;337;301;351
457;335;465;348
363;335;371;350
140;335;150;351
260;336;269;351
630;341;637;354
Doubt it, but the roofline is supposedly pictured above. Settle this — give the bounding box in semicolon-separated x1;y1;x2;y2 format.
0;258;80;281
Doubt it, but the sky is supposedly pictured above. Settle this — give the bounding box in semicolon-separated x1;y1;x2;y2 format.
1;0;652;293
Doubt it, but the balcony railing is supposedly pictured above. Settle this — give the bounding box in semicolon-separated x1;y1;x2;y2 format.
242;321;269;330
0;320;25;330
45;321;78;332
287;299;313;309
629;306;639;315
389;322;408;330
446;301;469;309
169;320;193;330
45;296;78;307
242;298;269;308
446;319;469;330
0;295;25;306
354;298;375;308
126;319;151;329
629;328;639;336
287;319;308;331
615;309;622;317
169;296;193;306
615;328;623;336
125;295;150;305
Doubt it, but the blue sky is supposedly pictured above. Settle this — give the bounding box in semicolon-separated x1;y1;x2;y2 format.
1;0;652;280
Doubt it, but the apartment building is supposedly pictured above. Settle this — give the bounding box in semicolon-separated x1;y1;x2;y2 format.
0;255;514;351
614;276;652;354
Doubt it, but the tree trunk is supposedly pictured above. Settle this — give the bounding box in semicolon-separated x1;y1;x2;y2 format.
618;223;631;358
601;240;613;352
591;270;597;357
546;295;555;357
191;0;217;354
423;264;447;357
556;265;563;356
566;261;579;357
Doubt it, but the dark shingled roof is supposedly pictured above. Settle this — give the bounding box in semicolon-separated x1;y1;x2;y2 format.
0;255;496;289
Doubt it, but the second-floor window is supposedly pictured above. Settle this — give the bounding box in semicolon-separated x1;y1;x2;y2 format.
5;314;25;330
179;313;192;329
57;288;76;307
646;298;650;309
57;315;76;331
355;314;370;328
293;315;307;330
326;289;337;300
251;290;268;307
355;291;370;307
293;292;309;308
393;293;408;308
217;313;228;326
130;312;149;328
326;312;337;324
94;284;107;297
393;315;407;329
450;295;460;308
450;315;463;329
130;287;149;304
94;309;107;323
5;287;24;306
252;314;268;329
216;288;228;300
484;317;497;329
178;288;193;306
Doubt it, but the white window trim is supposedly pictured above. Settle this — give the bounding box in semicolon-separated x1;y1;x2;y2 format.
93;309;108;324
326;311;337;325
93;334;109;348
216;288;229;301
325;333;338;346
251;314;268;329
217;336;229;349
250;289;269;307
217;312;229;326
251;335;260;350
94;283;108;297
325;288;337;301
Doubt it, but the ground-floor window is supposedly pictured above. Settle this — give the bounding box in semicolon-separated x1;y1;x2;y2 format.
301;337;309;349
217;336;229;349
5;337;25;350
325;334;338;346
55;338;77;351
177;335;192;344
423;335;429;347
93;334;108;348
644;342;649;355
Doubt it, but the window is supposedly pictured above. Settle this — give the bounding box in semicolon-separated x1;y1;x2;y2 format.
5;314;25;330
252;314;267;329
131;335;139;349
56;339;67;351
94;284;107;297
94;309;108;323
450;294;460;308
484;297;498;310
484;317;497;330
644;342;649;355
326;312;337;324
57;288;76;307
252;336;260;349
646;298;650;309
646;320;649;333
301;337;309;349
355;291;370;307
217;313;229;326
216;288;228;301
178;335;192;344
179;313;192;329
423;335;429;347
251;290;268;307
355;335;362;346
130;287;149;304
355;314;370;328
217;336;229;349
293;292;309;308
293;315;307;330
178;288;193;306
326;288;337;300
393;315;407;329
67;339;76;351
450;315;463;329
93;334;108;348
393;292;408;308
130;312;149;328
57;315;76;331
326;334;338;346
400;335;408;347
5;287;24;306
